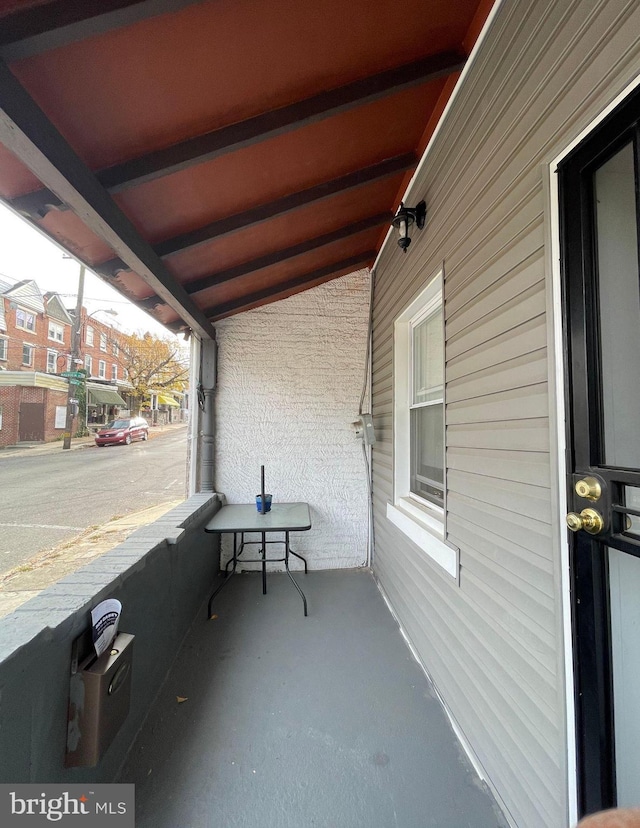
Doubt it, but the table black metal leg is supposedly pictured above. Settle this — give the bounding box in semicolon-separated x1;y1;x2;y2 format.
207;532;239;619
285;531;308;616
289;547;308;573
261;531;267;595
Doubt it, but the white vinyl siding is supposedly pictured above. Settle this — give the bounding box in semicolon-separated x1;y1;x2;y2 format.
370;2;640;826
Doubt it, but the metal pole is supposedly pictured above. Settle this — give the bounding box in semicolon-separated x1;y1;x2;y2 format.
62;264;85;450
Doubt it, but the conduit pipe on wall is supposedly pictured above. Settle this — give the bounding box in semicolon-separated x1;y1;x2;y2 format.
199;337;217;493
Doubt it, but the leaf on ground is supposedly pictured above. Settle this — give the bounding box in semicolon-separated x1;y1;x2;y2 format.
176;696;188;703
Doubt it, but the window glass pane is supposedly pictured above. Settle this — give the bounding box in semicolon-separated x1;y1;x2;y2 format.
412;307;443;404
594;142;640;467
410;403;444;506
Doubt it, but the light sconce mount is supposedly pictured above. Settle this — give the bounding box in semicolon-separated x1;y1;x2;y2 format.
391;200;426;253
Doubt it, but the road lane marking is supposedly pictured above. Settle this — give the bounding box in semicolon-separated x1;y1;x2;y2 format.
0;523;85;531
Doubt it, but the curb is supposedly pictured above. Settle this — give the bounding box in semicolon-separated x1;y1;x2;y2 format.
0;423;188;459
0;498;185;618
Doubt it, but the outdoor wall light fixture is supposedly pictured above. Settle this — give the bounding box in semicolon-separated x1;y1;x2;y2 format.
391;200;426;252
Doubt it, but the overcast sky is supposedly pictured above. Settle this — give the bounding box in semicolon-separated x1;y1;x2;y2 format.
0;202;178;340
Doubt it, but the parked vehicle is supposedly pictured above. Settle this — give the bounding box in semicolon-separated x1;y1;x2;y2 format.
95;417;149;447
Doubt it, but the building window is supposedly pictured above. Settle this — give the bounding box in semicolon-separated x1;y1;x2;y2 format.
16;308;36;332
0;337;7;361
47;350;57;373
98;360;106;379
386;270;457;579
86;325;94;346
112;340;118;356
100;332;107;351
85;355;92;376
22;343;34;366
111;364;118;381
409;305;444;507
48;321;64;342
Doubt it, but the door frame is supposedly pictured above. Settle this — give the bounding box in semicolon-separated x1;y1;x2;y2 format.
548;74;640;824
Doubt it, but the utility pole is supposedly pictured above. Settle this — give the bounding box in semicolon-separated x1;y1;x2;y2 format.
62;263;85;450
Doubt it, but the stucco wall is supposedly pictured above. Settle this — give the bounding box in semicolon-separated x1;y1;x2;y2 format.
214;270;371;571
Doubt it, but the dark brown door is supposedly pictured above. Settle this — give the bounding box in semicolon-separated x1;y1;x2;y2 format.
19;402;45;441
559;86;640;816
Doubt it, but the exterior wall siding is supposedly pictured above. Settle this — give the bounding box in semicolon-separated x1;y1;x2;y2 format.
215;270;370;570
371;1;640;826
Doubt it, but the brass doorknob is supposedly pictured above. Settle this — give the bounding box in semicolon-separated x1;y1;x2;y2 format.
566;508;605;534
575;477;602;501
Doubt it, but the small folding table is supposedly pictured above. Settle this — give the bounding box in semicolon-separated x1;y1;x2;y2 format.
204;502;311;617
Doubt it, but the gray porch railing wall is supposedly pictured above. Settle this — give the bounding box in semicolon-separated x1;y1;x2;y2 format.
0;493;220;784
371;1;640;826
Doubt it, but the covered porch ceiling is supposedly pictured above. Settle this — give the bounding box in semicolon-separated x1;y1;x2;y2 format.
0;0;493;340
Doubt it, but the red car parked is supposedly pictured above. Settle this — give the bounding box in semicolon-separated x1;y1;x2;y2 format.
95;416;149;447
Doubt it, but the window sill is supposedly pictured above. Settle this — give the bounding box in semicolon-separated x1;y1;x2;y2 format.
386;500;458;579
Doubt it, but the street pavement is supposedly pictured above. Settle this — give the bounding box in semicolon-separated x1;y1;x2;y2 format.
0;422;190;618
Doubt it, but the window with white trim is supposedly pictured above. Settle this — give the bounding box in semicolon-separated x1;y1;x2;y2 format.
48;321;64;343
111;364;117;381
22;343;34;366
0;337;7;361
85;355;92;376
99;332;107;351
46;350;57;373
16;307;36;332
86;325;94;346
98;360;106;379
387;270;457;578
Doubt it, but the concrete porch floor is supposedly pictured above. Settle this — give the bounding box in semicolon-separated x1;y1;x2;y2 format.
118;569;507;828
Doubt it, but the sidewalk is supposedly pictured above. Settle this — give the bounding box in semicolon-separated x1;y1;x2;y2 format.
0;498;185;618
0;421;187;458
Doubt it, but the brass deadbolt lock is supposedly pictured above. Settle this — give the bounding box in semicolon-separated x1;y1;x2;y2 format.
566;508;605;535
575;477;602;501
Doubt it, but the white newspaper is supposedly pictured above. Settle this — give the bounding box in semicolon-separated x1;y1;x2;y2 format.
91;598;122;658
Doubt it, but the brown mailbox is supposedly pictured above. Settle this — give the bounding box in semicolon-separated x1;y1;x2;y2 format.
65;632;134;768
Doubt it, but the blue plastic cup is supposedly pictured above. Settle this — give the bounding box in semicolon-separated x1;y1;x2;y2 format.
256;494;272;513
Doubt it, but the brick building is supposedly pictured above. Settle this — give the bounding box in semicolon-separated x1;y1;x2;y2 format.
0;278;132;445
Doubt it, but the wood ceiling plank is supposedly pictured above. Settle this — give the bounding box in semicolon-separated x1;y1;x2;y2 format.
0;58;216;338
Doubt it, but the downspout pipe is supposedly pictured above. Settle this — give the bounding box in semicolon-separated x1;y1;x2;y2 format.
199;336;217;493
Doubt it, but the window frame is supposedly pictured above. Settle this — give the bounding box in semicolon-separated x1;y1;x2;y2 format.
46;349;58;373
386;269;458;579
85;355;92;376
111;364;118;381
16;307;36;333
22;342;34;367
86;325;94;346
48;321;64;343
0;336;7;361
99;332;107;352
98;359;106;379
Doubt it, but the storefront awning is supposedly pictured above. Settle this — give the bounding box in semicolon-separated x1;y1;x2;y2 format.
88;388;127;406
157;394;180;407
